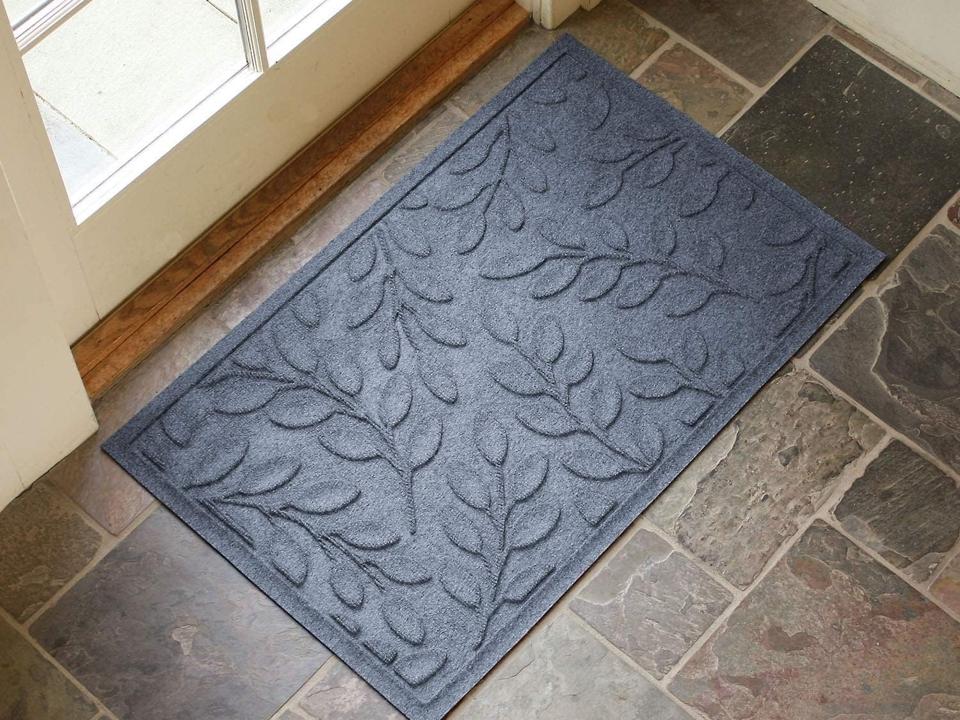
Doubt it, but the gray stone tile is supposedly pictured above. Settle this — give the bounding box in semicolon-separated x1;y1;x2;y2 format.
648;367;882;588
835;440;960;582
832;26;924;84
932;555;960;617
670;521;960;719
455;612;691;719
299;660;401;720
0;618;98;720
810;226;960;473
31;510;329;720
450;0;667;115
45;311;229;534
37;97;116;199
631;0;828;86
637;43;752;134
365;105;465;186
571;528;731;677
724;37;960;257
0;483;101;622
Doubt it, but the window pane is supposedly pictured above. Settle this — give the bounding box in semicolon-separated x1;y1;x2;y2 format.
208;0;322;44
22;0;246;200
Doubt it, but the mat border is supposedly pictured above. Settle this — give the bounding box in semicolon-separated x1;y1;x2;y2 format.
105;34;885;720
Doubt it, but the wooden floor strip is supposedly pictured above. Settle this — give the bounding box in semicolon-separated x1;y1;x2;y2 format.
72;0;528;399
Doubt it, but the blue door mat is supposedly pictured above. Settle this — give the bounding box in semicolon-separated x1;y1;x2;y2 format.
105;35;883;720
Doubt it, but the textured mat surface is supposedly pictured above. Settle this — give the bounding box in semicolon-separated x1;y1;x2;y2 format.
105;36;883;720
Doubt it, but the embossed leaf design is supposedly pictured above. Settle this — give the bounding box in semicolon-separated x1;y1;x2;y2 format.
539;218;585;249
440;567;481;609
506;499;560;551
348;239;378;281
532;316;564;363
400;193;427;210
268;389;338;429
559;347;593;386
501;563;553;604
510;453;548;502
479;252;546;280
378;374;413;428
447;469;491;511
489;360;545;396
599;220;629;251
474;414;508;466
272;540;309;586
765;218;812;246
456;215;486;255
433;183;486;212
590;381;622;429
418;357;458;404
401;269;453;303
443;512;484;555
272;320;318;374
391;227;431;258
378;321;401;370
562;451;631;480
585;137;635;164
705;235;725;270
517;403;577;437
680;332;709;373
663;278;716;317
346;280;385;329
382;596;426;645
414;307;467;347
635;147;677;188
577;261;621;300
576;494;616;526
495;184;525;231
449;131;496;175
629;366;683;399
532;261;580;298
679;166;728;217
481;306;519;344
516;123;555;153
615;266;664;308
286;481;359;514
585;83;611;130
329;563;364;609
318;415;383;461
209;377;283;415
636;423;664;467
528;83;566;105
406;415;442;469
377;555;432;585
338;521;400;550
584;172;623;209
516;156;548;194
325;354;363;396
237;458;300;495
184;441;248;489
292;290;323;327
394;650;446;687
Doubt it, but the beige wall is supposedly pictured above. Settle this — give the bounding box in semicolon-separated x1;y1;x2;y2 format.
811;0;960;95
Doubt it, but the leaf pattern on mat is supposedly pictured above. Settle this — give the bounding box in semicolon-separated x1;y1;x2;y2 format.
441;413;556;649
483;309;665;478
344;220;464;403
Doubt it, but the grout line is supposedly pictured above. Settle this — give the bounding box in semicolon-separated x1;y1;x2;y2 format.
268;655;336;718
664;33;763;95
23;500;157;630
0;606;118;720
628;36;675;80
565;610;711;720
443;98;471;121
928;537;960;590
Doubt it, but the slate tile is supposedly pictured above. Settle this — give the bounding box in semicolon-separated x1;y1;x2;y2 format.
631;0;828;86
0;618;98;720
835;440;960;582
810;226;960;473
571;528;730;677
46;312;229;534
647;367;882;588
670;521;960;719
365;105;465;186
299;660;402;720
724;37;960;257
932;555;960;617
456;612;692;719
832;26;924;84
0;483;101;622
450;0;667;115
638;43;752;134
30;510;329;720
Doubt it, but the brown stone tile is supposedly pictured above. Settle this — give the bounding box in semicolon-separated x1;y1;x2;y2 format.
835;440;960;582
45;312;229;535
450;0;668;115
571;528;731;677
638;43;752;133
299;660;401;720
0;483;101;622
950;196;960;231
0;618;97;720
31;510;329;720
631;0;828;86
832;26;924;83
925;79;960;117
932;555;960;617
724;38;960;258
648;367;882;588
456;612;692;719
810;226;960;473
670;521;960;719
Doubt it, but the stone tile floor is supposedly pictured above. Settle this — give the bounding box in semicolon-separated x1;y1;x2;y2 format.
3;1;960;718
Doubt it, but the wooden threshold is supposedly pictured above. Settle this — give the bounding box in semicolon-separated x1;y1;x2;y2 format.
72;0;528;399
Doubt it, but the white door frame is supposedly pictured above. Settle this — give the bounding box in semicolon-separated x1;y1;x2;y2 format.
520;0;602;30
